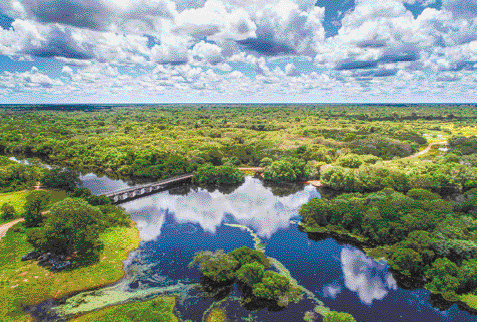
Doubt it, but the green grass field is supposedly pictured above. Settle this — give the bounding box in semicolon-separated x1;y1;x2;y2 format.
460;293;477;311
0;222;141;322
69;296;178;322
0;190;28;224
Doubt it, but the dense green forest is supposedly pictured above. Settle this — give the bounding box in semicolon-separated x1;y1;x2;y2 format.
1;104;476;188
300;187;477;305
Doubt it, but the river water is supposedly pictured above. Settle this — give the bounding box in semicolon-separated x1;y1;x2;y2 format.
73;174;477;322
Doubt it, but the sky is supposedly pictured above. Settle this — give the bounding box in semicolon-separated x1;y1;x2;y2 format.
0;0;476;104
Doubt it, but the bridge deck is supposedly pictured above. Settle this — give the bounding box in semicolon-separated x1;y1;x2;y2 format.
104;173;194;198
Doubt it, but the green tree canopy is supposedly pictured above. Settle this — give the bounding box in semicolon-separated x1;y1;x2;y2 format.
1;203;16;220
24;190;51;228
26;198;105;255
41;168;81;191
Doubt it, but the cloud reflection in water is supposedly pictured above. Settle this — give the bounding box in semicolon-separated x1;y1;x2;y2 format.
341;247;397;305
122;177;319;241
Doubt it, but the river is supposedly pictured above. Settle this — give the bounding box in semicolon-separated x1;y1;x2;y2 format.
72;173;476;322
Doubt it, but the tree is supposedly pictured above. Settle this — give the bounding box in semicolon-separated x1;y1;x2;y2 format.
336;154;363;168
1;203;16;220
26;198;105;255
229;246;270;268
252;271;300;307
237;262;265;286
259;157;273;168
24;191;51;228
189;250;238;285
194;163;243;185
41;168;80;191
323;311;356;322
299;198;330;226
389;247;425;276
263;160;296;183
425;258;460;301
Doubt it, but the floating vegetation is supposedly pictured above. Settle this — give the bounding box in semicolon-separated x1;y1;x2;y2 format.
223;224;332;320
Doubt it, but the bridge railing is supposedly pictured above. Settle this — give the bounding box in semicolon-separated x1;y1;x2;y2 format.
103;173;194;197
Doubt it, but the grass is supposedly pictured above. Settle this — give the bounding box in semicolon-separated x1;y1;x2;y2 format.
460;293;477;311
69;296;178;322
0;222;140;322
0;189;68;225
0;190;29;224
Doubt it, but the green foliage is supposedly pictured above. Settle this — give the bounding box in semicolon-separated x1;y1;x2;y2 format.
389;247;425;276
299;198;330;226
263;160;296;183
1;202;16;220
259;157;273;168
263;157;309;183
41;168;80;191
300;186;477;303
194;163;243;185
229;246;270;268
407;189;441;201
190;246;301;309
71;187;111;206
236;262;265;286
0;163;41;193
189;250;238;285
26;198;105;255
252;271;300;307
425;258;461;301
23;190;51;228
323;311;356;322
336;154;363;168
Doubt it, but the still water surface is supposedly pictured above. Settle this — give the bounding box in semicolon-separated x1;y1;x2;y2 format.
78;174;477;322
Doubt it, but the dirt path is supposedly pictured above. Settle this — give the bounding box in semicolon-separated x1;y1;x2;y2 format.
0;218;24;241
384;140;447;163
238;167;264;172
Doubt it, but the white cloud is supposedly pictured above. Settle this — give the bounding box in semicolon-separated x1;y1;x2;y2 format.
1;0;477;102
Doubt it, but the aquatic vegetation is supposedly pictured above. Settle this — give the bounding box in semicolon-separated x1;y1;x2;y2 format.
69;296;178;322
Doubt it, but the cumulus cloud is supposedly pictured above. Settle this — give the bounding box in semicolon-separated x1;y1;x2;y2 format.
0;66;64;91
238;0;325;56
0;0;176;34
1;0;477;102
442;0;477;19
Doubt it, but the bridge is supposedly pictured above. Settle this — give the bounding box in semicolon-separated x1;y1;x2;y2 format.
104;173;194;204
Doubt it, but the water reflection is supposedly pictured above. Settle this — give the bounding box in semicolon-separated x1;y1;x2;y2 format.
341;247;397;305
122;177;320;241
323;283;342;299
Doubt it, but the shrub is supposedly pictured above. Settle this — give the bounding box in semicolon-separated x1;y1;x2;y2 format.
1;203;16;220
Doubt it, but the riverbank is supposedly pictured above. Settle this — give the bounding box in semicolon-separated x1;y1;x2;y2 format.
0;220;141;321
299;222;477;313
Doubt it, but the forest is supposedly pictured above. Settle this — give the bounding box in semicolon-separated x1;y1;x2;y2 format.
1;104;477;320
1;104;476;187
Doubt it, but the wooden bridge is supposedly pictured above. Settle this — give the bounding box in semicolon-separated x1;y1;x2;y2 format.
104;173;194;204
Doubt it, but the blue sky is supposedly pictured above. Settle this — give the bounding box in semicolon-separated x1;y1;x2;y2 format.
0;0;476;104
